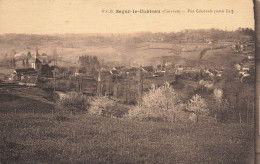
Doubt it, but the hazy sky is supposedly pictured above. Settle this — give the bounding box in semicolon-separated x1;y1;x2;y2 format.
0;0;254;34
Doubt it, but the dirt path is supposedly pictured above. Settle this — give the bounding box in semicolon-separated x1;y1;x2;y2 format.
199;46;226;60
199;48;211;60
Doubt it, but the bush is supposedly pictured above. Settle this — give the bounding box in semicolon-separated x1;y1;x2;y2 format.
186;94;209;119
88;96;117;116
56;91;88;114
128;82;184;121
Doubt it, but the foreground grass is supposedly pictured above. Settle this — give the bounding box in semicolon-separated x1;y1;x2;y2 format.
0;86;55;114
0;113;254;164
0;86;254;163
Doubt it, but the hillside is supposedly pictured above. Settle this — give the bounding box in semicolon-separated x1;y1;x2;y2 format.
0;30;254;67
0;86;254;163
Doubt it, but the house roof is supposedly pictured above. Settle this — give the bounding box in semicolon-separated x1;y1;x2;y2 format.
15;68;37;75
27;51;32;58
35;58;41;64
36;50;40;57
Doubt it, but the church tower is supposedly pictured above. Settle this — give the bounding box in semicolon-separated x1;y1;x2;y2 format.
36;49;40;58
32;58;42;76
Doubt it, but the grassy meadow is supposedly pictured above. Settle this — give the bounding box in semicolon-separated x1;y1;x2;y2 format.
0;86;254;163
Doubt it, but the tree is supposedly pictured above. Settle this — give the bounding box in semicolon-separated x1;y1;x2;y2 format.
93;56;100;66
59;67;68;77
128;82;182;121
186;94;208;122
78;55;100;76
26;58;29;66
222;67;239;84
238;84;254;123
56;91;88;114
52;49;58;65
89;96;116;116
212;99;229;122
223;80;244;123
10;58;13;67
12;58;16;67
27;51;32;58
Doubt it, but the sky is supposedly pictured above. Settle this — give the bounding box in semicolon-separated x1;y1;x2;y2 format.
0;0;255;34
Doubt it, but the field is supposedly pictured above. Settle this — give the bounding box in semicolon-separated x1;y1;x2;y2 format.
0;86;254;163
200;48;245;68
0;34;236;67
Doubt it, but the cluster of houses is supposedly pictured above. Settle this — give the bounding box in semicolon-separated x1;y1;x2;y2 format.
8;50;55;86
235;56;254;81
6;52;223;90
92;62;225;92
93;62;203;80
72;63;172;81
230;40;255;82
3;40;254;95
66;63;177;100
231;40;253;53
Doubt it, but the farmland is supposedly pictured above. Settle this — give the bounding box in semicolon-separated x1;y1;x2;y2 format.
0;33;243;67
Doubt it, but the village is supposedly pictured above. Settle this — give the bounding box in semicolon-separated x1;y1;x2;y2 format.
0;30;255;163
0;0;257;161
0;37;255;105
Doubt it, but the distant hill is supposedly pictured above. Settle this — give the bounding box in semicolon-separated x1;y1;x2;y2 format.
0;29;254;67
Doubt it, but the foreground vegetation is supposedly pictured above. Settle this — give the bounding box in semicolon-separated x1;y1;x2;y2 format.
0;113;254;163
0;85;254;163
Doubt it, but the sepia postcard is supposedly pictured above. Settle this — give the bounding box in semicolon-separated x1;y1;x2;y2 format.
0;0;258;163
